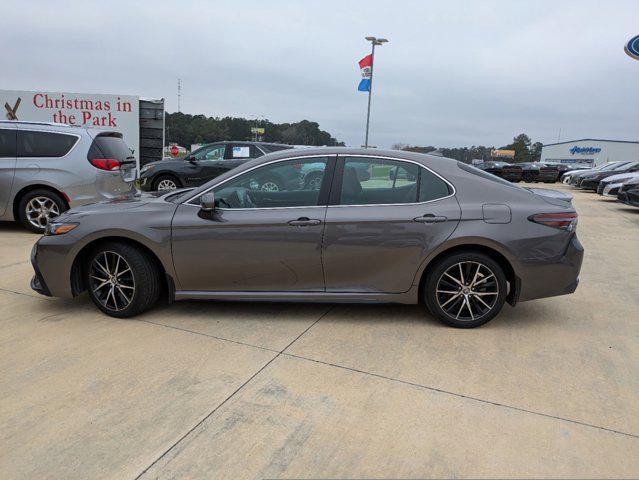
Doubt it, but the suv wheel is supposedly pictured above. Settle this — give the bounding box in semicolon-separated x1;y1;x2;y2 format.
86;242;160;318
424;252;507;328
153;175;181;191
18;189;67;233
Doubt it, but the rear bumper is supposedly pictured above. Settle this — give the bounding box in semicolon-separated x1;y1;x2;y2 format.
517;235;584;302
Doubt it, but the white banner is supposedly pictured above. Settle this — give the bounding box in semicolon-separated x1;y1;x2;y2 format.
1;89;140;163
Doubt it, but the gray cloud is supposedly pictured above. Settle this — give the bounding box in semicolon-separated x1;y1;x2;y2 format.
1;0;637;147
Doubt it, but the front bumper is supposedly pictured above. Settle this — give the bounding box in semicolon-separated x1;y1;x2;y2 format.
517;235;584;302
30;243;51;296
579;178;600;190
617;189;639;207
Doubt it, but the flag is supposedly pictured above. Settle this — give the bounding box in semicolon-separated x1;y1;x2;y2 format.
358;54;372;92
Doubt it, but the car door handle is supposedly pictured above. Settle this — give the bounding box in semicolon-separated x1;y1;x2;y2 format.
288;217;322;226
414;214;447;223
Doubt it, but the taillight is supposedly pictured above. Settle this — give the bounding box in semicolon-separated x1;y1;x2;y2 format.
90;158;121;171
529;212;578;231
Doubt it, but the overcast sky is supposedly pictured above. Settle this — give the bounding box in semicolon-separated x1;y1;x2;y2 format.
1;0;638;148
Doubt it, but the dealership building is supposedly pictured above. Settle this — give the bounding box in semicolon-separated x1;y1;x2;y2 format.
540;139;639;167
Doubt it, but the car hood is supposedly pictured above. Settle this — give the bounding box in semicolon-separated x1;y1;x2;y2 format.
526;187;573;207
602;172;639;184
56;190;174;219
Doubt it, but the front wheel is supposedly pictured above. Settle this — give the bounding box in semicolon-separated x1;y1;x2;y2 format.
152;174;181;191
424;252;507;328
86;242;161;318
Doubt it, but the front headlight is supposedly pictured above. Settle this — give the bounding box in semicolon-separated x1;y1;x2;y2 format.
140;164;155;174
45;222;79;236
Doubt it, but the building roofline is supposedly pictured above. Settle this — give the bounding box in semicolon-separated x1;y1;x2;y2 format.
543;138;639;147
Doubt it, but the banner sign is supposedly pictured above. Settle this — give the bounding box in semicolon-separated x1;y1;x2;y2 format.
0;89;140;162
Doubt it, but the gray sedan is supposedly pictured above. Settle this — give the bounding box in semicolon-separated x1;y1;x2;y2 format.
30;148;583;328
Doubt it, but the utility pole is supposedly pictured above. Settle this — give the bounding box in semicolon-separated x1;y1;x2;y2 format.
177;78;182;113
363;36;388;148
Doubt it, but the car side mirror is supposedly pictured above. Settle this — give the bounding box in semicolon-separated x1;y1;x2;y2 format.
186;155;197;164
200;192;216;212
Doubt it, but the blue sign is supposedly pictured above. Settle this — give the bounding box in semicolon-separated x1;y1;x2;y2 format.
625;34;639;61
570;146;601;155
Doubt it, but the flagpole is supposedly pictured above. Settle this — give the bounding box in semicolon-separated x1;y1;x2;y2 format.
364;42;375;148
362;36;388;148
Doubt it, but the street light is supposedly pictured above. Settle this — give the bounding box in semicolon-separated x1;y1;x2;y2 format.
363;36;389;148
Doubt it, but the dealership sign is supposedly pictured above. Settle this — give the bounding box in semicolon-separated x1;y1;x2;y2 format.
625;34;639;61
570;146;601;155
0;89;140;162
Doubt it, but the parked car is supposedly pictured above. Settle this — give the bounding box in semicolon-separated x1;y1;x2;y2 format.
0;121;136;232
597;172;639;196
475;161;523;182
517;163;559;183
30;148;583;328
555;163;591;182
564;161;628;186
138;141;292;191
578;161;639;191
617;177;639;207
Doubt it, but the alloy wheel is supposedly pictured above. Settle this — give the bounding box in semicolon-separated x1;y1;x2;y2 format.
307;175;323;190
25;196;60;229
435;261;499;322
260;181;280;191
89;251;136;312
157;179;177;191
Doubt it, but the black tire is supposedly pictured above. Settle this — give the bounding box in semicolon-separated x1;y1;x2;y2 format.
85;242;161;318
17;189;68;233
152;174;181;191
424;251;507;328
523;172;535;183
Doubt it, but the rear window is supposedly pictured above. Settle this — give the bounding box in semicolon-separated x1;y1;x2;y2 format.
17;130;78;157
88;134;133;161
457;161;525;189
0;128;16;157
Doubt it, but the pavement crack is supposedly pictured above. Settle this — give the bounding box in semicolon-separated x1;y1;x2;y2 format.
281;352;639;441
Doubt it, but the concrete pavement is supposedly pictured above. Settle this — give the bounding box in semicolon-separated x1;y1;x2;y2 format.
1;184;638;479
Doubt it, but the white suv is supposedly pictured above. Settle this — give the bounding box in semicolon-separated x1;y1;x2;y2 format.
0;121;136;232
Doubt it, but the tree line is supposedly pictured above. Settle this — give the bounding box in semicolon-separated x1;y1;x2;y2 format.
165;112;344;148
393;134;544;164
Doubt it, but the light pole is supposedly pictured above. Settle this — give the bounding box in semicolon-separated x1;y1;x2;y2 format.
363;36;388;148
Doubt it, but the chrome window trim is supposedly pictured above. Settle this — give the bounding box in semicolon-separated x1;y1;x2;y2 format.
330;154;456;208
16;128;82;159
183;154;335;208
182;153;456;210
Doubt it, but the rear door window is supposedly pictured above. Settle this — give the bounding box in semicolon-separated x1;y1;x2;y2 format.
17;131;78;157
338;157;449;205
0;129;16;157
88;134;133;161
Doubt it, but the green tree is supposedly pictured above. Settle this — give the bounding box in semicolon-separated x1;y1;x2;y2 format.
503;133;532;163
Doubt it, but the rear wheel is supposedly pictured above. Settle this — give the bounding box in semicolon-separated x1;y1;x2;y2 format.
424;252;507;328
85;242;160;318
304;172;323;190
18;189;67;233
153;174;181;191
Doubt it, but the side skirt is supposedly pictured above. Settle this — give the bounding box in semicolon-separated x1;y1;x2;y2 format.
174;288;418;305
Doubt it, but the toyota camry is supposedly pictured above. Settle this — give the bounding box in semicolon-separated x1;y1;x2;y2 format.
30;148;583;328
